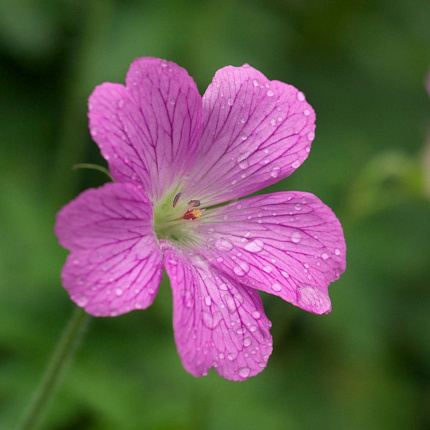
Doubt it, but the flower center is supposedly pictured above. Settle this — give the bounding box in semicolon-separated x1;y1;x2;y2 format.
153;190;205;248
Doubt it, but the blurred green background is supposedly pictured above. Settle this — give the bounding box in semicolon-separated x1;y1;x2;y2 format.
1;0;430;429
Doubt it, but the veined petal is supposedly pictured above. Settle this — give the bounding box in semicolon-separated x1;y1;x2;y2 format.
184;64;315;205
88;57;203;199
198;192;346;314
164;247;273;381
55;183;163;316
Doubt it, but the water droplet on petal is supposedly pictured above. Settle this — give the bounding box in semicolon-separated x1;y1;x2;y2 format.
117;99;124;108
297;91;305;101
76;295;88;307
292;160;301;169
307;131;315;141
219;283;228;291
270;165;281;178
297;284;331;314
238;151;251;169
240;133;248;141
291;231;302;243
233;261;250;277
227;353;236;361
244;239;264;253
203;311;222;328
321;252;329;260
236;327;246;334
240;116;247;123
334;248;341;256
253;79;259;87
170;98;176;105
115;288;123;296
224;294;236;313
271;283;282;292
215;238;233;251
252;310;261;319
304;109;310;116
227;97;234;106
266;89;274;97
205;296;212;306
239;367;251;378
243;337;252;347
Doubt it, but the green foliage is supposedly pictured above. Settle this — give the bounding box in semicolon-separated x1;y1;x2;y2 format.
1;0;429;428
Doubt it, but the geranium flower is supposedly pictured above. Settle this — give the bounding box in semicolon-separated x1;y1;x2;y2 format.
55;57;346;380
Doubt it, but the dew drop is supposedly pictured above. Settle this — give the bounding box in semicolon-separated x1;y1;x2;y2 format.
115;288;123;296
236;327;246;334
244;239;264;253
253;79;259;87
307;131;315;141
334;248;341;256
237;151;251;169
215;238;233;251
304;109;310;116
271;283;282;292
240;133;248;141
233;261;250;276
291;231;302;243
239;367;251;378
76;295;88;307
270;165;281;178
227;97;234;106
240;116;247;123
205;296;212;306
169;98;176;105
297;91;305;101
219;283;228;291
117;99;124;108
252;310;261;319
281;270;290;278
266;89;274;97
295;203;302;211
224;294;236;313
227;353;236;361
243;337;252;347
203;311;222;328
321;252;329;260
292;160;301;169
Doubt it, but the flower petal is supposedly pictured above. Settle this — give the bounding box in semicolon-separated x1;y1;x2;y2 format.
198;192;346;314
184;64;315;205
55;183;163;316
88;57;203;199
164;247;273;381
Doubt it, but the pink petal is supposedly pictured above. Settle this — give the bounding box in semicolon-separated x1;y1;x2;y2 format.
88;57;203;199
198;192;346;314
55;183;163;316
184;64;315;205
163;247;273;381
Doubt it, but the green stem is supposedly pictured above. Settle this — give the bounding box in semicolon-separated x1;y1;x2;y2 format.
16;307;90;430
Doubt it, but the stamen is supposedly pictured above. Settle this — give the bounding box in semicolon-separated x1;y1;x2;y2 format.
173;192;182;208
187;199;201;208
183;209;205;220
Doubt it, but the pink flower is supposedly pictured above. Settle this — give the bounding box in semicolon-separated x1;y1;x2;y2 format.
55;58;346;380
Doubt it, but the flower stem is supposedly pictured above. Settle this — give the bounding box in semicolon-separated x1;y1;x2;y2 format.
16;307;90;430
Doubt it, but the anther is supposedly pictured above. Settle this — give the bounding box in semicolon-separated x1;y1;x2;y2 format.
173;192;182;208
